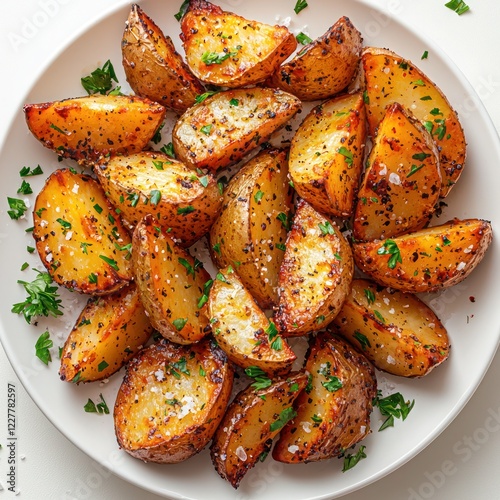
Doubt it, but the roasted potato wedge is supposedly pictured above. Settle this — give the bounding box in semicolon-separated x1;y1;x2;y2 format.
273;331;376;463
24;94;166;164
132;215;212;344
95;151;222;247
208;266;296;377
353;218;493;293
33;168;133;294
210;371;308;488
353;102;441;241
122;4;205;113
333;279;450;377
209;148;292;308
361;47;466;197
275;200;354;336
289;92;366;218
114;338;233;463
269;17;362;101
180;0;296;88
172;87;301;172
59;283;152;383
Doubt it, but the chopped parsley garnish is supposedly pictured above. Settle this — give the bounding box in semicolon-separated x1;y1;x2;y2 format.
377;239;402;269
354;330;371;350
7;197;28;220
318;220;335;236
294;0;308;14
174;0;190;21
17;180;33;195
337;146;353;166
99;255;119;271
167;357;190;377
160;142;176;158
363;90;370;104
81;60;119;95
254;190;264;203
270;407;297;432
201;46;241;65
296;32;313;45
411;79;425;86
445;0;470;15
364;288;376;305
342;445;367;472
229;98;239;106
177;205;195;215
198;279;213;309
35;331;53;365
407;164;425;178
322;375;342;392
245;366;272;390
56;218;72;231
97;360;109;372
277;212;291;231
84;394;109;414
151;123;164;144
195;90;220;103
127;192;140;207
421;50;429;60
373;390;415;431
412;152;431;161
20;165;43;177
200;124;212;135
149;189;162;206
89;273;98;284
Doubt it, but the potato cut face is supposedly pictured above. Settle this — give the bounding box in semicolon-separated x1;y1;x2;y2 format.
208;266;296;377
172;87;301;172
289;92;366;218
210;372;308;488
114;338;233;463
270;16;362;101
276;200;354;336
59;283;152;383
122;4;205;113
209;148;292;308
353;218;493;293
362;47;466;197
180;0;296;88
353;102;441;241
33;168;133;294
333;279;450;377
95;151;222;247
132;215;212;344
24;94;166;164
273;331;376;463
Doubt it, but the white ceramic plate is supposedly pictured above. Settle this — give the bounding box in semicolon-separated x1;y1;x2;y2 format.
1;1;499;499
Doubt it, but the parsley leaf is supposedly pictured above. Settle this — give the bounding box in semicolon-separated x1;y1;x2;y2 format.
81;60;119;95
84;394;109;415
270;407;297;432
377;239;402;269
445;0;470;15
245;366;272;390
35;331;53;365
342;445;367;472
373;390;415;431
7;197;28;220
294;0;308;14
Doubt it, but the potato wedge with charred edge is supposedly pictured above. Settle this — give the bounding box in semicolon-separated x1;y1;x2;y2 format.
180;0;296;88
172;87;301;172
95;151;222;247
361;47;466;197
114;338;233;463
122;4;205;113
269;17;362;101
209;148;293;308
353;218;493;293
210;371;308;488
132;215;212;344
33;168;133;294
273;331;376;463
59;283;152;383
289;92;366;218
353;102;441;241
333;279;450;377
208;266;296;377
24;94;166;164
275;200;354;336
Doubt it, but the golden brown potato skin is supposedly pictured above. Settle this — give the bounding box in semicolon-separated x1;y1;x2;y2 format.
122;4;205;113
114;338;233;463
59;283;152;383
209;148;293;308
270;16;362;101
95;151;222;247
275;200;354;336
273;331;376;463
33;168;133;295
210;372;308;488
353;218;493;293
132;215;212;344
353;102;441;241
24;94;166;164
333;279;450;377
172;87;301;172
361;47;466;197
180;0;296;88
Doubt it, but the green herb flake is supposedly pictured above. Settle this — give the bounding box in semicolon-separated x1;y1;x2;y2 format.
254;190;265;203
337;146;353;166
229;98;239;106
84;393;110;415
27;246;35;254
322;375;343;392
17;180;33;195
363;90;370;104
20;262;29;271
201;47;241;65
420;95;432;101
277;212;291;231
342;445;367;472
200;124;213;135
411;79;425;86
195;90;220;103
421;50;429;60
88;273;98;284
318;220;335;236
245;366;272;391
97;360;109;372
296;32;313;45
7;197;28;220
20;165;43;177
177;205;195;215
364;288;376;305
174;0;190;21
35;330;53;365
294;0;308;14
150;189;162;206
160;142;176;158
445;0;470;15
81;60;119;95
354;330;371;350
373;390;415;431
377;239;402;269
407;164;424;178
270;407;297;432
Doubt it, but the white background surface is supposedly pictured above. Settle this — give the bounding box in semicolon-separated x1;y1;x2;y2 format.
1;1;500;499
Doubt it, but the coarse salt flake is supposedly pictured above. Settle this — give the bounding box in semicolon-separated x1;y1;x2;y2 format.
288;445;299;454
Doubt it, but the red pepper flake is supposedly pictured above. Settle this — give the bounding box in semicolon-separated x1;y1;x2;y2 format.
469;296;476;303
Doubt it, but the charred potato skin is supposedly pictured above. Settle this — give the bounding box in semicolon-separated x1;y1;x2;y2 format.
276;200;354;336
361;47;466;197
273;331;377;463
114;338;234;463
270;16;362;101
210;372;308;488
209;148;293;308
33;168;133;295
132;215;212;344
172;87;301;172
59;283;153;383
333;279;450;377
24;94;166;164
353;218;493;293
122;4;205;113
180;0;296;88
95;151;223;247
353;102;441;241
